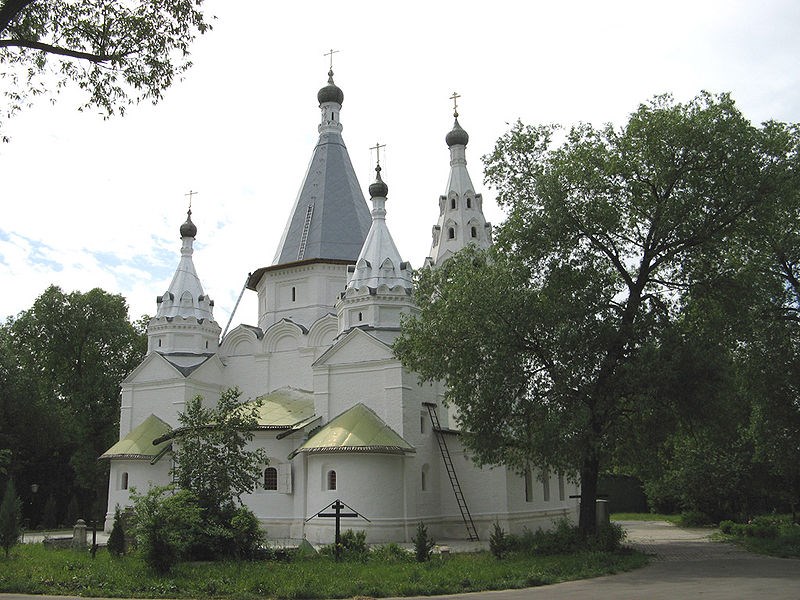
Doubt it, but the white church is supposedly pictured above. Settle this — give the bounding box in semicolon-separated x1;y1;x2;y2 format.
101;69;579;542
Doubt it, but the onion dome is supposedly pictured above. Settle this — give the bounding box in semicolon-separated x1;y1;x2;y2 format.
368;165;388;198
446;117;469;147
180;209;197;238
317;69;344;105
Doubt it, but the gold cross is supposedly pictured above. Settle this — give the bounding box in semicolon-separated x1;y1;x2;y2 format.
370;142;386;166
324;48;340;70
450;91;461;117
185;190;198;210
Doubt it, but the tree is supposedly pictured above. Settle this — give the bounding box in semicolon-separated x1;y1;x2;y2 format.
395;93;796;533
0;479;22;557
171;388;267;513
106;505;126;557
0;0;211;139
0;285;146;525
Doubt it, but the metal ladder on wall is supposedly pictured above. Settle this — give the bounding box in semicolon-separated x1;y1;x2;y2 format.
424;402;479;541
297;204;314;260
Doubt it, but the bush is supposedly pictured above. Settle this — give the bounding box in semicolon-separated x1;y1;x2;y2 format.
412;522;435;562
679;510;712;527
719;519;735;534
505;518;624;555
107;506;126;557
129;485;202;574
320;529;368;561
370;542;412;563
489;522;509;559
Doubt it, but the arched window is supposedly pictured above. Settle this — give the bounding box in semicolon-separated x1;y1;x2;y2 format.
448;227;455;240
451;197;457;209
291;286;296;302
327;470;337;490
467;197;472;208
121;472;129;490
471;226;477;238
421;464;429;491
358;312;363;322
264;467;278;491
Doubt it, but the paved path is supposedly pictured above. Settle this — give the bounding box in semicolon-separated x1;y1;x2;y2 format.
3;521;799;600
393;520;800;600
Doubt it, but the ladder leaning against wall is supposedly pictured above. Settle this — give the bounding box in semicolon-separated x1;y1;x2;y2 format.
423;402;479;541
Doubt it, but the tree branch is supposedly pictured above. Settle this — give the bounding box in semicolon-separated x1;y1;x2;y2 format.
0;38;122;63
0;0;37;33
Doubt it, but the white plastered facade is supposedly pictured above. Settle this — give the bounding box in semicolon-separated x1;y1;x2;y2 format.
104;73;578;542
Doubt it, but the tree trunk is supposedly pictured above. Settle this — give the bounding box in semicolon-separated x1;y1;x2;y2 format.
578;453;600;535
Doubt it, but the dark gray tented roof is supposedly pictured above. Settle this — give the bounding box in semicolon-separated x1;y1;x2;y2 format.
272;131;372;265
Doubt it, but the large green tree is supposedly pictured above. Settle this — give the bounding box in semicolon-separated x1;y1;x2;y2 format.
395;93;797;533
0;285;146;524
0;0;211;138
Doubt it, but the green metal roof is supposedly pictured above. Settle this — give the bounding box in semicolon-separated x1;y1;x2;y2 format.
100;414;172;460
249;387;316;428
292;403;414;457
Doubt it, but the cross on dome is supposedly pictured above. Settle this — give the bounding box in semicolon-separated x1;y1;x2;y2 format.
370;141;386;166
450;91;461;117
324;48;340;70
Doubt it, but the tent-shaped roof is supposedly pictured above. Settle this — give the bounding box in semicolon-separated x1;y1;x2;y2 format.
291;403;414;457
100;414;172;460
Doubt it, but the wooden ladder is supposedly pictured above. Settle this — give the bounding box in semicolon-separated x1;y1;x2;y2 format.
424;403;479;541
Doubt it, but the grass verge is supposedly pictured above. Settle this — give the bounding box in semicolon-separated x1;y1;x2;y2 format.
0;544;648;599
611;512;682;524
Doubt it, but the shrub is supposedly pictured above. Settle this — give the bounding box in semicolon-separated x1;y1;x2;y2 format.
505;518;624;555
719;519;735;535
0;480;22;557
489;522;509;559
129;485;202;574
412;522;435;562
320;529;368;561
107;506;126;557
679;510;712;527
371;542;412;563
587;522;626;552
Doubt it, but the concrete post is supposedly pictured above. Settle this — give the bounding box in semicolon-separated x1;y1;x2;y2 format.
72;519;87;548
596;499;610;527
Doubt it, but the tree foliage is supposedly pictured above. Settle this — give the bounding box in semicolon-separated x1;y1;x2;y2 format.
395;92;798;532
0;0;212;138
171;388;267;513
0;285;146;526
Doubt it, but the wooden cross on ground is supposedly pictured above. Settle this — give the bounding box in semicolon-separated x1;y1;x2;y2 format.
306;499;370;561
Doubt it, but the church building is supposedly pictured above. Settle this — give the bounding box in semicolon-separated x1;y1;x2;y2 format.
101;69;579;542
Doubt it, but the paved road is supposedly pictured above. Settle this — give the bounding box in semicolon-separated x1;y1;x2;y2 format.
3;521;799;600
396;520;800;600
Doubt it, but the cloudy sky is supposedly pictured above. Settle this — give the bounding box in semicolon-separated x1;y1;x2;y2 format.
2;0;799;331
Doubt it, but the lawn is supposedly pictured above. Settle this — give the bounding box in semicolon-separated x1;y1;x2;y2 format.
0;544;648;599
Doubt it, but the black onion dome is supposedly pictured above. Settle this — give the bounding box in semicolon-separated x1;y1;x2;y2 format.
446;118;469;147
317;69;344;105
180;209;197;238
368;165;388;198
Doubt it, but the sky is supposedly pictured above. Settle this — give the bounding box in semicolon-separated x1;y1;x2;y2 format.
2;0;799;332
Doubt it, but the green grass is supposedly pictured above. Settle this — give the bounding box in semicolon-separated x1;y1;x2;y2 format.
0;544;648;599
611;512;682;524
